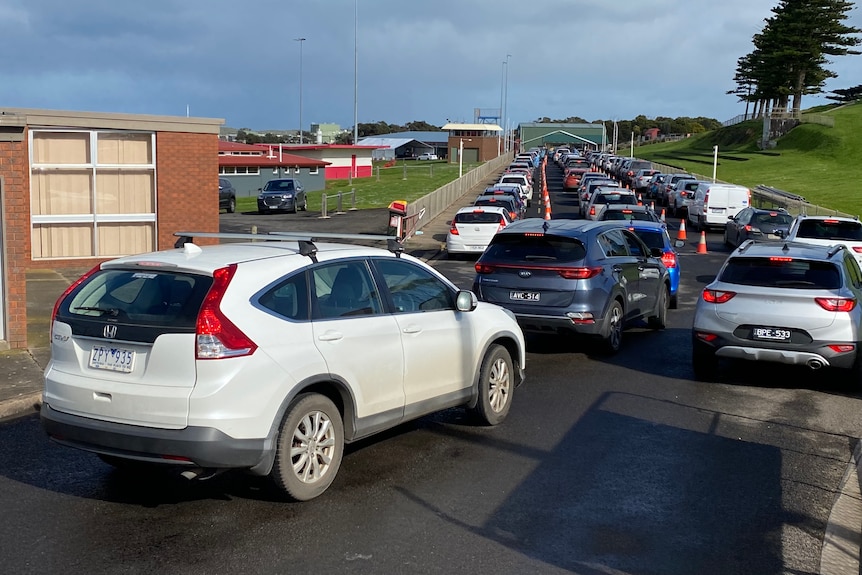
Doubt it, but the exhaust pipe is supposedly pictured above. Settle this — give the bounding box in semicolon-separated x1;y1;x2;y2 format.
807;359;824;370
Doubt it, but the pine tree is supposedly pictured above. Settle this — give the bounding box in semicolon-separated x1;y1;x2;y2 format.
730;0;860;116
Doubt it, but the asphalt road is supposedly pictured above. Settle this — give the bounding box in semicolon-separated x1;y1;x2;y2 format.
1;162;860;574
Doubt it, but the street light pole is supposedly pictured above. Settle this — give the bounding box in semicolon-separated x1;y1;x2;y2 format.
294;37;306;144
459;138;464;179
503;54;511;152
353;0;358;148
499;60;505;155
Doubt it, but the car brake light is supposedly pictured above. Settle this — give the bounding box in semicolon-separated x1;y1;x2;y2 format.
498;218;507;231
510;211;517;220
661;251;678;269
558;267;602;280
475;263;496;274
702;288;736;303
769;257;793;262
196;264;257;359
744;225;753;232
589;206;596;216
823;219;840;224
853;247;862;254
449;225;459;235
703;191;709;208
815;297;856;312
50;263;102;340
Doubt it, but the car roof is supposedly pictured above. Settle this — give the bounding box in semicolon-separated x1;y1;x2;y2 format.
456;205;509;215
731;240;847;261
100;239;404;275
495;218;635;237
794;214;860;223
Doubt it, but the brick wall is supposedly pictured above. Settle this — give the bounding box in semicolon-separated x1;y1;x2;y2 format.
156;132;220;248
0;134;31;348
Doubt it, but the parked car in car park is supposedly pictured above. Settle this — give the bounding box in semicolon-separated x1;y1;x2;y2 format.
219;177;236;214
416;152;439;160
659;173;697;206
498;173;533;206
723;207;793;248
632;169;661;195
578;178;620;215
257;178;308;214
41;230;527;501
472;219;671;354
692;239;862;382
782;215;862;268
446;205;512;259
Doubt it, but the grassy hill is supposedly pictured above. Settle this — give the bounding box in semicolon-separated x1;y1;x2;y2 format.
635;101;862;216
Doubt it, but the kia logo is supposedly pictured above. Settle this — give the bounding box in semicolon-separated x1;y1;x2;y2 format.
103;325;117;339
518;270;532;278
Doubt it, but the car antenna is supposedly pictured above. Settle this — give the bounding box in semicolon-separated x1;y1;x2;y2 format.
542;220;550;233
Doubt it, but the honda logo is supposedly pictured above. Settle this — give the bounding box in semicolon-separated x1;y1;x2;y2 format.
103;325;117;339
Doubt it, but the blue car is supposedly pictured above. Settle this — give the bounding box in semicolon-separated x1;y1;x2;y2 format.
611;221;683;309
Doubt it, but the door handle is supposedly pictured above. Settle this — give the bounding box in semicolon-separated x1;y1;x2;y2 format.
612;265;623;273
317;332;343;342
402;325;422;334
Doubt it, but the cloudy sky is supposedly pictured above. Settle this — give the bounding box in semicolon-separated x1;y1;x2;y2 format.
1;0;860;131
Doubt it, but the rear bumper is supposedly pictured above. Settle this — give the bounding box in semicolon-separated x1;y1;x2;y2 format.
41;402;266;469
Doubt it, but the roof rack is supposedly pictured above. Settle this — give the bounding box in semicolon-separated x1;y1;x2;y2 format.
173;231;404;262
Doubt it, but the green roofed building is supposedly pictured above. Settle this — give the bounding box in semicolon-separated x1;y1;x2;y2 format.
518;122;608;152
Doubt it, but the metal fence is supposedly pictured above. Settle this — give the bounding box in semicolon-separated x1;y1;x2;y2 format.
647;160;851;218
406;153;514;233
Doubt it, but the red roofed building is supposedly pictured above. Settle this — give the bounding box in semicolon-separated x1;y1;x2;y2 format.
218;141;329;197
259;143;379;180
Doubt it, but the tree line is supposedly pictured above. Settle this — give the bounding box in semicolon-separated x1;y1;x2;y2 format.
728;0;860;118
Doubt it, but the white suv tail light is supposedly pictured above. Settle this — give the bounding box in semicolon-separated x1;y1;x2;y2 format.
196;265;258;359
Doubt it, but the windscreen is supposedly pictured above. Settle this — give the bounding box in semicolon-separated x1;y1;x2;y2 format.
719;257;840;289
484;234;586;263
797;220;862;240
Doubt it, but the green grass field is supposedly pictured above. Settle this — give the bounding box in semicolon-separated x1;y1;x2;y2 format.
236;159;483;213
635;101;862;216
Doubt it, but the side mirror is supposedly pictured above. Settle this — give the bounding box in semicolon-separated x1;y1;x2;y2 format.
674;239;685;248
456;290;478;312
775;229;786;238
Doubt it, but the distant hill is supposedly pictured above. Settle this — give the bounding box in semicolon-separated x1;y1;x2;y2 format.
635;102;862;216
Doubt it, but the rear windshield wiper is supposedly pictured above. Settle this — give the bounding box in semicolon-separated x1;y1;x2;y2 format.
73;306;120;316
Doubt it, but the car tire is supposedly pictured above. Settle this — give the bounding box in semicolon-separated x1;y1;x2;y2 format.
724;228;733;248
227;198;236;214
692;340;718;381
300;196;307;211
599;299;624;355
470;344;514;426
669;292;678;310
270;393;344;501
648;285;669;329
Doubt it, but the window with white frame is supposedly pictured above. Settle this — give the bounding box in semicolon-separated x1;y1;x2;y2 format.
30;130;156;259
219;166;260;175
309;166;318;175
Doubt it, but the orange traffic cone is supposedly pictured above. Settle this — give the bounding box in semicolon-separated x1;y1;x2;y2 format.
660;208;666;222
637;193;643;206
544;196;552;220
677;219;687;241
697;231;708;254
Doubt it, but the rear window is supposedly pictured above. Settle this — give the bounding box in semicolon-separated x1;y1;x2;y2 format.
484;234;586;263
797;220;862;241
61;270;211;327
595;193;637;205
754;212;793;226
719;257;841;289
475;198;515;211
455;211;505;224
602;210;654;222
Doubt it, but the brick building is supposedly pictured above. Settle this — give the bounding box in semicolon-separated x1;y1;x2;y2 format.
0;107;223;349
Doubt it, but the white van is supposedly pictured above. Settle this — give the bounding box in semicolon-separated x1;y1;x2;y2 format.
687;183;751;231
